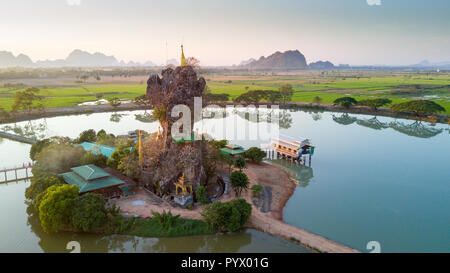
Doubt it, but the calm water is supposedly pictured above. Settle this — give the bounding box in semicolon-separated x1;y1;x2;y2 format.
0;109;449;252
0;111;309;253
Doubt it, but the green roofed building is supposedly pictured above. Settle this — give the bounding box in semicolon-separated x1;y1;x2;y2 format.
60;164;125;196
220;144;246;156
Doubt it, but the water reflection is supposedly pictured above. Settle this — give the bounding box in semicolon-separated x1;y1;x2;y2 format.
268;159;314;188
356;116;389;130
134;113;156;123
110;113;123;123
332;113;444;138
1;120;48;141
389;120;443;138
332;113;357;125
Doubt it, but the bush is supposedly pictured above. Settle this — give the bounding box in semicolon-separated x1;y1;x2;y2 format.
251;184;264;197
71;193;108;232
197;186;209;204
151;210;180;231
244;147;266;163
36;185;79;233
230;171;249;197
76;129;97;143
201;199;252;232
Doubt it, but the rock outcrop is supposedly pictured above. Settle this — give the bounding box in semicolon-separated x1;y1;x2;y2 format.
309;60;335;70
143;66;208;196
243;50;307;69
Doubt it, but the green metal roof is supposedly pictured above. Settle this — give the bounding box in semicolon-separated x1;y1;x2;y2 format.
61;165;125;193
76;142;117;158
172;134;195;143
220;147;246;155
71;165;110;181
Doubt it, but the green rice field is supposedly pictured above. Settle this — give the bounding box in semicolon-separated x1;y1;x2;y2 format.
1;71;449;114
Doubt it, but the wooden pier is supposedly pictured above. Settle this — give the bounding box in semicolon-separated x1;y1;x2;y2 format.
0;163;34;184
0;131;37;144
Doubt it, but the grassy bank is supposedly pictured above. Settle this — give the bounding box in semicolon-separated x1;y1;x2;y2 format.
125;217;215;238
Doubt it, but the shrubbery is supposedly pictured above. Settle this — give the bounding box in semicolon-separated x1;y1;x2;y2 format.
201;199;252;232
244;147;266;163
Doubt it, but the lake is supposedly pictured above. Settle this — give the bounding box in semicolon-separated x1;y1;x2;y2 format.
0;108;449;253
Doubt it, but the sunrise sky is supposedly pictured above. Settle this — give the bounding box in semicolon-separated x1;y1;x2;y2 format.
1;0;449;66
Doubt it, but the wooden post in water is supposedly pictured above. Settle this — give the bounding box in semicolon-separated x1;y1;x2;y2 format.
309;154;312;167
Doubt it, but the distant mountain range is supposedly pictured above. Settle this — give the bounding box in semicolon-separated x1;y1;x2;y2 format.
0;49;157;68
242;50;308;69
240;50;336;70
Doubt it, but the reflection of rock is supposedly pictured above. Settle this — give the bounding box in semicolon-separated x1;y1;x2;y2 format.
389;120;443;138
268;159;314;187
356;116;389;130
332;113;357;125
252;186;272;213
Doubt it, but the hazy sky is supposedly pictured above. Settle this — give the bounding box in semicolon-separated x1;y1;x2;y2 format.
0;0;449;66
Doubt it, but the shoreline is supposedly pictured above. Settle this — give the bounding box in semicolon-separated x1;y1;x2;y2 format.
112;162;360;253
1;101;448;126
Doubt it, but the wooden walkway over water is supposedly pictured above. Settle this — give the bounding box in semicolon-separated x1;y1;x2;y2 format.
0;163;34;184
0;131;36;144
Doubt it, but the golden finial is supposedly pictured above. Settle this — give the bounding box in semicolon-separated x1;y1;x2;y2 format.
180;45;187;67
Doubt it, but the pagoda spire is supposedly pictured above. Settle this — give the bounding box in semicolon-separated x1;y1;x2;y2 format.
180;44;187;67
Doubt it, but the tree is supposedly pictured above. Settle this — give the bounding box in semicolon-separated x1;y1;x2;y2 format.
11;87;44;113
36;185;79;233
201;199;251;232
244;147;266;164
134;95;151;109
71;193;108;232
81;152;108;167
30;136;72;161
186;57;200;69
358;98;392;111
233;156;246;171
230;171;249;197
391;100;445;116
219;153;234;174
313;96;323;105
279;84;294;105
76;129;97;143
30;139;52;161
265;90;282;103
197;186;209;204
33;144;85;175
118;153;140;180
25;174;64;202
333;97;357;109
108;97;121;108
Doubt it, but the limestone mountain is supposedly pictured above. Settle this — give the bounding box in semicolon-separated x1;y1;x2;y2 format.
0;49;157;68
0;51;34;68
243;50;307;69
309;60;335;69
